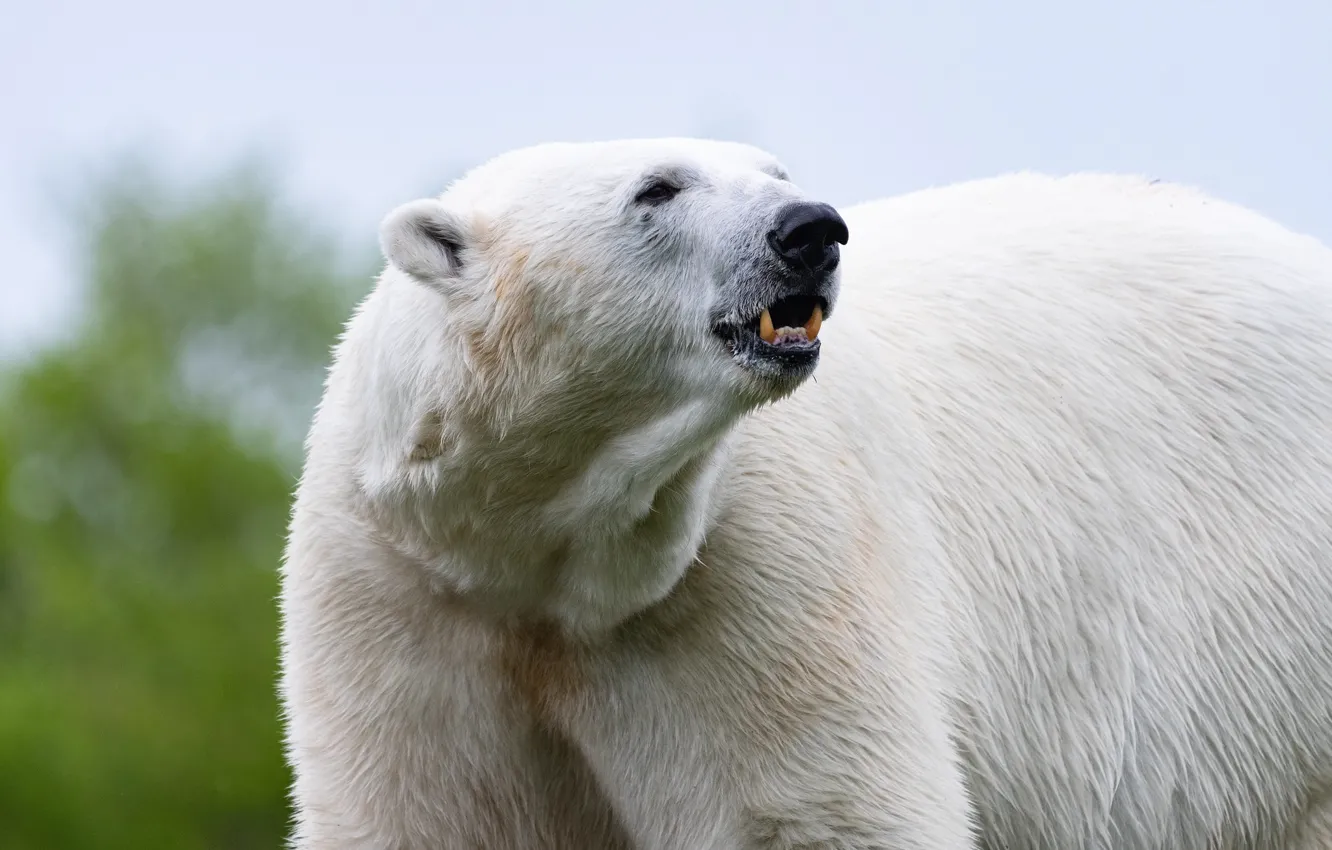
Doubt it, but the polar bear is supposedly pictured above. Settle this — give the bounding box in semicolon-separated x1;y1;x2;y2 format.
279;138;1332;849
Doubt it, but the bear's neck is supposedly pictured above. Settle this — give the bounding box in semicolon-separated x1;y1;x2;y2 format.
358;391;741;638
533;395;737;635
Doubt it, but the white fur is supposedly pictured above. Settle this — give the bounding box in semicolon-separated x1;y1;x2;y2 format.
279;139;1332;849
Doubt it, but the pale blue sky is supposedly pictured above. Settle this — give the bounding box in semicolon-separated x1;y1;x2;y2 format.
3;0;1330;353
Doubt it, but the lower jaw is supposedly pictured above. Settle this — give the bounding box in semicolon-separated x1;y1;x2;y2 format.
710;326;822;395
728;340;820;382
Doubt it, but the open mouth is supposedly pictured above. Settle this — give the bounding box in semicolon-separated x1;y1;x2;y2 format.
750;293;824;347
714;293;828;375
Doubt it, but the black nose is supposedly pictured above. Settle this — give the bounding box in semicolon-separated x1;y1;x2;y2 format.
768;201;849;274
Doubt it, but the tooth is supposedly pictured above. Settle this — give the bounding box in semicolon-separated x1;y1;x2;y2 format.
759;308;775;343
804;304;823;341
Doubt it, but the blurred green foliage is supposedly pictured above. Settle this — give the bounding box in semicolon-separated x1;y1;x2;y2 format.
0;155;373;848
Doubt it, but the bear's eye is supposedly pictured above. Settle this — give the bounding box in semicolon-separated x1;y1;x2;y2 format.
635;179;683;206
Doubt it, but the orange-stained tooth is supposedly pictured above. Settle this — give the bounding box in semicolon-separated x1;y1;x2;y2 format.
804;304;823;341
759;308;776;343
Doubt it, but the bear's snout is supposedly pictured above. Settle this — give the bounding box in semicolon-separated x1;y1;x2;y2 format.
767;201;849;275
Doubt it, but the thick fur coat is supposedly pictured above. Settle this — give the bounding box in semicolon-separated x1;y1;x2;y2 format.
279;139;1332;849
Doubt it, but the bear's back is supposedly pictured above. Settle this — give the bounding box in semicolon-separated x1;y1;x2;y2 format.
835;173;1332;849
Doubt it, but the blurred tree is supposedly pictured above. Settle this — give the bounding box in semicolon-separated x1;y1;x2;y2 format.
0;153;372;849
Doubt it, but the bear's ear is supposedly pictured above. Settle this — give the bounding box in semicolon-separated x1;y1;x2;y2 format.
379;199;469;285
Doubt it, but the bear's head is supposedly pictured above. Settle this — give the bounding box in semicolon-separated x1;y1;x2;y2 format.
332;139;849;626
378;138;848;431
